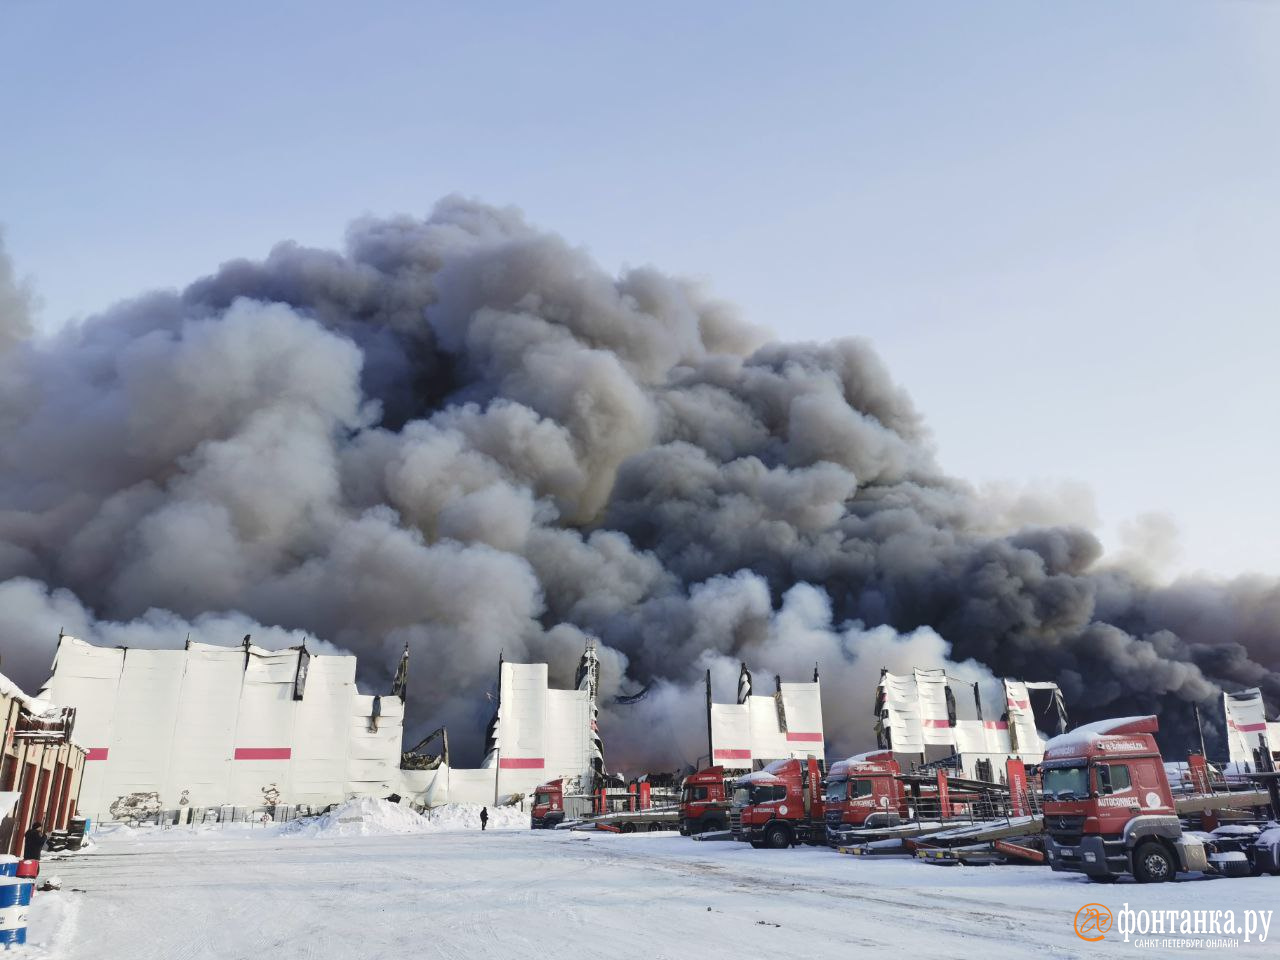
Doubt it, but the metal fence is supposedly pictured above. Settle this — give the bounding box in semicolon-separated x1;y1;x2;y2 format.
101;802;333;830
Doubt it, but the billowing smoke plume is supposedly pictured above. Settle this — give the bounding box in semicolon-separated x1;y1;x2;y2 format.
1;198;1277;769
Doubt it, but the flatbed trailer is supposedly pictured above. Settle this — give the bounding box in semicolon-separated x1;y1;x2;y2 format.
565;806;681;833
837;839;916;857
1174;789;1272;816
911;814;1043;848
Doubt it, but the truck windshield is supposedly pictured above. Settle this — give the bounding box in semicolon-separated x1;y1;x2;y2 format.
534;792;552;806
824;777;848;802
1043;765;1089;800
732;786;752;806
682;786;708;802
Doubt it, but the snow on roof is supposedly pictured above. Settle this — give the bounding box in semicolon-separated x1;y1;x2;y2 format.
840;750;893;765
1043;716;1157;754
0;669;58;719
829;750;894;775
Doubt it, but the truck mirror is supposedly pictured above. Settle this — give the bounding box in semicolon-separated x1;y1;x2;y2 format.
1097;764;1112;795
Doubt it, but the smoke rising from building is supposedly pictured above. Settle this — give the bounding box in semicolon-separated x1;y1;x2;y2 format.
0;198;1276;768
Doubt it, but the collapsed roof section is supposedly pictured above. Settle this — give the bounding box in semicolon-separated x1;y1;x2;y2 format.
875;668;1067;769
400;642;603;807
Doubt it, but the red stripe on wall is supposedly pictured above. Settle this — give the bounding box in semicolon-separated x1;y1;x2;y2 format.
234;747;292;761
984;721;1009;730
1230;721;1267;733
714;749;752;760
85;748;109;761
785;732;823;742
498;757;545;769
921;719;950;728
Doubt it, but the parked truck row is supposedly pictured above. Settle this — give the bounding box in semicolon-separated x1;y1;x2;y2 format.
680;714;1279;885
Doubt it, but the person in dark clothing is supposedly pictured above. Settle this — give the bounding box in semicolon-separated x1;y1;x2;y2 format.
479;807;488;831
24;821;46;863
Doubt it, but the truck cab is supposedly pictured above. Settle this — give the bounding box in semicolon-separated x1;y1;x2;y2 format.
730;757;826;849
679;766;730;836
1042;716;1205;882
822;750;904;845
531;779;566;830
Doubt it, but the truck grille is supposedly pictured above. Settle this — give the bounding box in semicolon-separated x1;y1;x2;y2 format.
729;809;743;838
1046;813;1085;847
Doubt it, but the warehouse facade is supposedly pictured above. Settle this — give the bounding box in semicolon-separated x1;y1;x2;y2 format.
39;635;403;821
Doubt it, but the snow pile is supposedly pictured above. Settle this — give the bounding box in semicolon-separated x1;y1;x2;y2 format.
424;803;529;831
279;798;530;837
283;797;431;838
0;669;57;718
1211;824;1260;837
1255;823;1280;846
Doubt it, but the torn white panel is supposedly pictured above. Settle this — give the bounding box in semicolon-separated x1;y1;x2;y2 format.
983;720;1013;754
164;643;243;809
949;677;987;754
878;672;923;754
1225;688;1271;765
710;702;752;770
543;688;590;789
495;663;549;799
747;694;788;761
447;767;499;806
1003;680;1049;761
291;657;355;808
229;648;299;808
37;636;125;821
778;682;824;759
913;669;953;747
347;693;403;797
100;649;187;816
400;765;450;807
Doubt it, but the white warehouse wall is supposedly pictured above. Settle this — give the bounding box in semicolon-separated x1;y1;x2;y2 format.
40;636;403;820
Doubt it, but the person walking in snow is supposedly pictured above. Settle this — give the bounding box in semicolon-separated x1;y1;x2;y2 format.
480;807;489;831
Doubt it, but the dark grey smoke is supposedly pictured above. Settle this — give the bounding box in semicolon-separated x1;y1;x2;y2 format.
0;198;1276;767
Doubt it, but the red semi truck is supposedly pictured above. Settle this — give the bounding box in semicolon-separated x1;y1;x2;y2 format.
1042;716;1276;882
729;757;826;848
678;766;731;836
531;779;578;829
822;750;905;843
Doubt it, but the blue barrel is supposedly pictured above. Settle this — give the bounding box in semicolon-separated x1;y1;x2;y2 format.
0;878;32;947
0;858;16;879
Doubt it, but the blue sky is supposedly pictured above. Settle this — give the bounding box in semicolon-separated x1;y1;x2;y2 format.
2;0;1277;577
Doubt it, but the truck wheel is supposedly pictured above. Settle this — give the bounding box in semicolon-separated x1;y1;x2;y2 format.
621;823;636;834
709;818;726;832
648;823;662;832
764;824;790;849
1134;842;1175;883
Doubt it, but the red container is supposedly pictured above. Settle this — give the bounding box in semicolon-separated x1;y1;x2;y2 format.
16;860;38;879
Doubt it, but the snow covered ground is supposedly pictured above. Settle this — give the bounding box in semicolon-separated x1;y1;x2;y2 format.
22;820;1280;958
